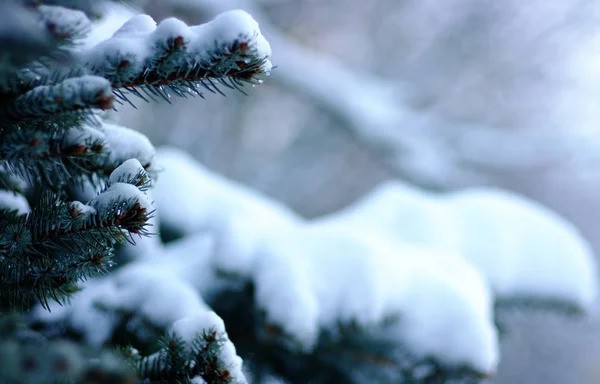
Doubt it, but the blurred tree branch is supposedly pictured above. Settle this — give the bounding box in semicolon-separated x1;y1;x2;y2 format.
143;0;600;191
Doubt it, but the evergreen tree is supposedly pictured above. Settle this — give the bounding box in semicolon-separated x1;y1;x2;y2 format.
1;2;595;384
0;1;271;382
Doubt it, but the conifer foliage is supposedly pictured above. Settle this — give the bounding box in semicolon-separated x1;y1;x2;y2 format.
0;0;271;382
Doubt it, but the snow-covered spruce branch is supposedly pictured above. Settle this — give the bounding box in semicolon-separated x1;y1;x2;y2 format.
34;258;248;383
81;10;272;106
37;148;499;383
0;121;154;191
0;160;154;310
0;3;97;90
1;76;113;120
1;8;271;120
0;3;277;382
129;329;242;384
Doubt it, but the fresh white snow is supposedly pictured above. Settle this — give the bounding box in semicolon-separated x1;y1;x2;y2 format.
100;123;156;168
34;144;598;379
153;147;300;237
62;125;105;147
88;182;152;212
111;14;157;38
247;225;498;372
0;190;30;214
317;180;598;311
109;158;147;186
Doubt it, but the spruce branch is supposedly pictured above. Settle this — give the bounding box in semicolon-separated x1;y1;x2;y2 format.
134;329;241;384
0;170;153;310
82;10;272;106
0;121;155;190
1;75;114;121
0;124;107;185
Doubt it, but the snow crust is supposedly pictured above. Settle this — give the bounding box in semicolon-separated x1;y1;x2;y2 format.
0;190;30;215
19;76;111;114
63;125;105;147
317;180;598;310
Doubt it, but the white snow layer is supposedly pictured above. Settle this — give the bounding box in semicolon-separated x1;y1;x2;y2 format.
100;123;156;168
0;190;30;214
247;225;498;372
63;125;105;147
18;76;111;114
153;147;301;236
151;147;499;373
317;180;598;310
109;158;147;186
89;182;152;212
38;147;600;378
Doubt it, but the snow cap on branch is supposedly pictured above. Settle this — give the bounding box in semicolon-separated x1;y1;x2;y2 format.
246;225;498;375
318;180;599;312
100;123;156;170
109;158;149;188
170;313;247;383
0;190;30;215
63;125;105;148
68;201;97;218
89;182;152;213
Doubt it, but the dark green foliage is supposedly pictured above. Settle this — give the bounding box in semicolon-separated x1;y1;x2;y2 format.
0;186;154;310
0;314;137;384
0;2;272;383
0;1;154;311
123;329;240;384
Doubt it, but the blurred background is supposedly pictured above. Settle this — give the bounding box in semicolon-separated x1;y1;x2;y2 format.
108;0;600;382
